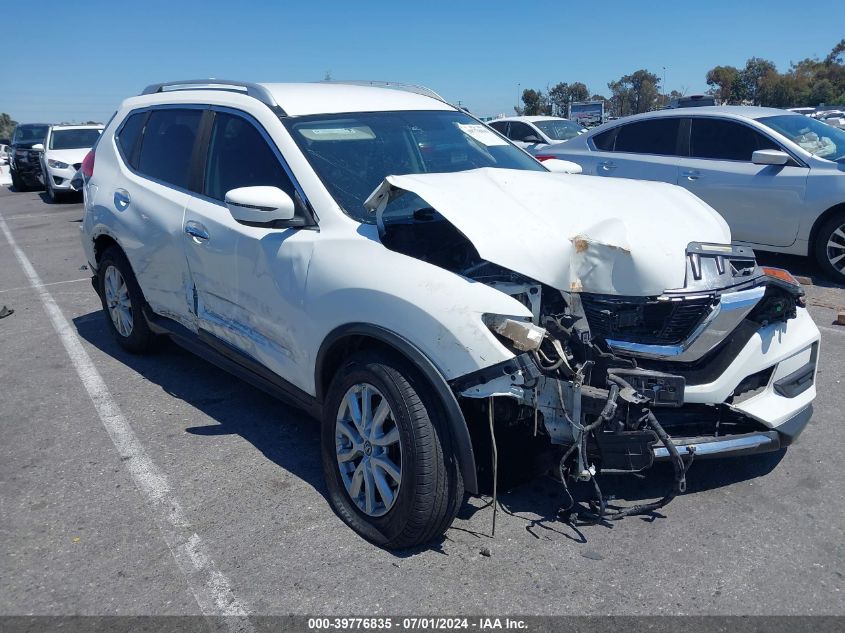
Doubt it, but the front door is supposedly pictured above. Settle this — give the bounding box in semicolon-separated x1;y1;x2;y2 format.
676;117;808;247
181;109;315;390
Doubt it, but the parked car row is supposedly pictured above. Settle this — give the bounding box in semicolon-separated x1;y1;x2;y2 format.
7;122;102;199
71;80;819;548
529;106;845;281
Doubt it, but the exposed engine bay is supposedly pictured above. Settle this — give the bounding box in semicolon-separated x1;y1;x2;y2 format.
375;196;807;523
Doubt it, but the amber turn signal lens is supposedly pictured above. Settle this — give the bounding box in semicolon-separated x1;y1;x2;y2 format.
761;267;800;286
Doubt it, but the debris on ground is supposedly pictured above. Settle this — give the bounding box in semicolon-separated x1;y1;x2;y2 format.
480;547;492;558
795;275;813;286
836;310;845;326
0;306;14;319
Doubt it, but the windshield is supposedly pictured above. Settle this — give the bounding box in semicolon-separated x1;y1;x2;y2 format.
13;125;49;144
284;110;545;223
757;114;845;161
533;119;585;141
49;128;102;150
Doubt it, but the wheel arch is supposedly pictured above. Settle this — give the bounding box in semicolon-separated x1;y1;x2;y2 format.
93;232;123;266
808;202;845;256
316;323;479;494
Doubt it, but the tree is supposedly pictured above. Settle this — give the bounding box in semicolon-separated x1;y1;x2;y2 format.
568;82;589;103
548;82;570;117
520;89;549;116
705;65;742;104
548;81;591;116
824;38;845;65
0;113;16;140
740;57;776;105
607;69;661;116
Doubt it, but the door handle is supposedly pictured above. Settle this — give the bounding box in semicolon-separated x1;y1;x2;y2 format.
598;160;616;171
114;189;130;209
682;170;702;181
184;222;210;243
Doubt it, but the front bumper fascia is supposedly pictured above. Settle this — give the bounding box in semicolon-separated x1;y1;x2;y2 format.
652;404;812;461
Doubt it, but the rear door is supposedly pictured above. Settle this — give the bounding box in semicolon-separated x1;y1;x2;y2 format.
589;117;683;184
181;108;316;388
676;117;809;247
112;107;203;328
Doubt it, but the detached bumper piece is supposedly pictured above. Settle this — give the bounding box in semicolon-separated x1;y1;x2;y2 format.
652;431;780;460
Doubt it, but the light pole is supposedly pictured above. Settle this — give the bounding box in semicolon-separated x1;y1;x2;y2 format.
516;83;521;112
662;66;667;103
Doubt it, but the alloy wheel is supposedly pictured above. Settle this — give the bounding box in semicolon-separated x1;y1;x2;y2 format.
104;265;133;337
335;383;402;517
826;221;845;274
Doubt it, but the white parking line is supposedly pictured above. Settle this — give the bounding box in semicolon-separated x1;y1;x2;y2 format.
0;214;254;630
0;276;90;294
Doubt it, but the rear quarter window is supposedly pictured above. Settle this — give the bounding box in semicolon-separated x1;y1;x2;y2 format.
136;109;202;189
116;113;146;167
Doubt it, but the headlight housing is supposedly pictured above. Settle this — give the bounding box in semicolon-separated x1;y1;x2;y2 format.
47;159;70;169
483;314;545;352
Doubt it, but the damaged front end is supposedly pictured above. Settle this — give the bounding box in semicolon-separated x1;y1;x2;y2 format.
451;244;810;522
365;169;817;523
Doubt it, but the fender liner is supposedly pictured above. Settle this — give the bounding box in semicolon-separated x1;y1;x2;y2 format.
316;323;479;494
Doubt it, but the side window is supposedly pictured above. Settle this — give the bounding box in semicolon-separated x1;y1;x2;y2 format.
203;112;296;202
488;121;508;136
115;112;146;168
614;119;681;155
508;121;537;142
690;118;778;161
137;109;202;189
592;127;617;151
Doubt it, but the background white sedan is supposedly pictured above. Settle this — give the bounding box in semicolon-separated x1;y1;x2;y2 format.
532;107;845;281
487;116;586;150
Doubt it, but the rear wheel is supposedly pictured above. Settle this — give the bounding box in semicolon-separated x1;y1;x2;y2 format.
321;351;463;549
814;211;845;283
97;247;155;353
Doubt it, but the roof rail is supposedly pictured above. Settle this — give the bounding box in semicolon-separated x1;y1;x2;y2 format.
318;80;447;103
140;80;286;115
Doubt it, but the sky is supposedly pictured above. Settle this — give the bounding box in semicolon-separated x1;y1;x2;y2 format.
3;0;843;124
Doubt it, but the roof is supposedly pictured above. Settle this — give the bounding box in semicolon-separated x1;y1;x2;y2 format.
136;81;456;117
50;124;104;130
494;115;573;123
261;83;454;116
623;105;789;121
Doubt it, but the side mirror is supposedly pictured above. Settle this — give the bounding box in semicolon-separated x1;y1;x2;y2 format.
523;135;543;144
32;143;44;151
543;158;583;174
752;149;790;166
225;186;296;225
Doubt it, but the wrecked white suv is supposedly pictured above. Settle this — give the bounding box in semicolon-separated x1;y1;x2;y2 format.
80;80;820;548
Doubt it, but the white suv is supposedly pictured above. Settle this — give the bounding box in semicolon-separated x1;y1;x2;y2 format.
80;80;820;547
40;124;103;201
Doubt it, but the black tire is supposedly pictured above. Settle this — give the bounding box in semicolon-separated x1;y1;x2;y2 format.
45;175;60;203
11;168;27;192
813;211;845;283
321;350;464;549
97;246;156;354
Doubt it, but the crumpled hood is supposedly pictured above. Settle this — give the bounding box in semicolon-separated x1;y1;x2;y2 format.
364;168;731;296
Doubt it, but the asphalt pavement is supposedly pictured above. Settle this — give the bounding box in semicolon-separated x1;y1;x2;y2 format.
1;185;843;617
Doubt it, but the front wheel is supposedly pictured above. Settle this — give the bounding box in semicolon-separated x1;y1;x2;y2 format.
321;351;463;549
814;211;845;283
11;169;27;192
45;175;59;202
